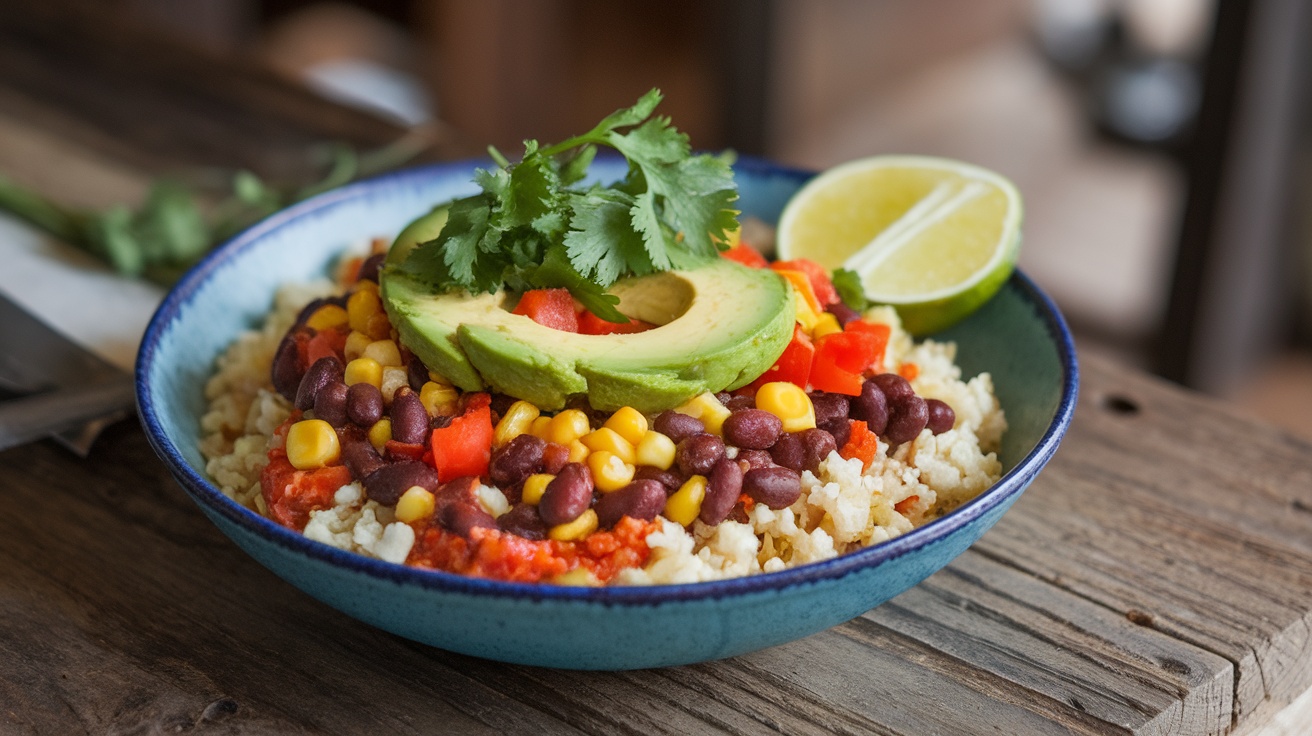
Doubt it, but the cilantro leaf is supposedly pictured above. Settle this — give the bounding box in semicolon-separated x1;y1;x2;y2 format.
832;268;871;311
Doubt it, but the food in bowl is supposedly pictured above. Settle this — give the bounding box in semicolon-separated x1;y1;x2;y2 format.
198;91;1009;586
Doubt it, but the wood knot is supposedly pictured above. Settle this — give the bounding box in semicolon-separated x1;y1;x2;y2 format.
1099;394;1140;416
200;697;239;722
1126;609;1155;627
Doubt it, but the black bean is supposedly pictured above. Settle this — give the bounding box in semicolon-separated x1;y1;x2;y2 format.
722;409;783;450
799;428;838;470
340;434;385;479
390;387;429;445
768;432;806;471
440;501;498;537
715;391;733;405
872;373;914;403
725;395;756;412
809;392;850;427
825;301;860;326
885;395;929;445
926;399;956;435
633;465;683;491
538;462;594;526
357;253;386;284
489;434;546;486
541;442;570;475
296;356;343;410
735;449;774;473
271;332;305;401
362;460;440;506
498;503;548;540
406;354;430;391
820;418;852;450
595;480;668;528
743;466;802;509
653;411;704;444
700;457;744;525
676;433;725;477
314;381;349;427
850;379;889;435
346;382;384;426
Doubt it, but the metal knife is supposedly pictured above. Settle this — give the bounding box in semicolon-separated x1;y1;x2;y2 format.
0;291;137;455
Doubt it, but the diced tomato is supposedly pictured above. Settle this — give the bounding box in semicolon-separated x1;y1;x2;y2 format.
512;289;579;332
839;420;880;470
842;320;891;375
899;362;920;381
772;259;839;306
305;327;348;364
772;269;824;319
747;325;814;391
577;309;654;335
808;355;863;395
385;440;427;462
720;243;769;268
260;456;354;531
816;329;883;374
429;392;494;483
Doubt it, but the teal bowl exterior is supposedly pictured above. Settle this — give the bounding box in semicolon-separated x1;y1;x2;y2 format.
136;157;1078;670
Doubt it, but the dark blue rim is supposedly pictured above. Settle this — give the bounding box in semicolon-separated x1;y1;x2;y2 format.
136;156;1079;605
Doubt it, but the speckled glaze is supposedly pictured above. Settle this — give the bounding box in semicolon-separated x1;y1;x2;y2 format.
136;157;1078;670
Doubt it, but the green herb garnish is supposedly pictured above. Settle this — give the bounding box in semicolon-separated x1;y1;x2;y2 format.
401;89;739;322
831;267;871;311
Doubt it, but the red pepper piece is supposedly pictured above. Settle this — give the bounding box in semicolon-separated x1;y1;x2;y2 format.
747;325;814;391
772;258;839;306
260;456;354;531
720;243;769;268
842;320;891;374
838;419;880;470
305;327;348;365
577;310;654;335
512;289;579;332
429;392;494;483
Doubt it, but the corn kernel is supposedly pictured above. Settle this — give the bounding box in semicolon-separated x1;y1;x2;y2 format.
549;508;598;541
602;406;648;447
811;312;842;340
344;330;372;360
794;295;821;333
353;278;380;295
546;409;591;445
674;392;732;436
521;473;554;505
427;370;451;385
567;439;590;463
551;568;600;586
420;381;460;417
529;415;553;440
368;418;392;451
588;451;635;492
494;400;540;447
756;381;816;432
344;357;383;388
634;430;677;470
380;366;409;402
305;303;348;331
664;475;707;526
580;427;636;464
347;288;381;333
395;486;436;523
285;419;341;470
361;339;402;367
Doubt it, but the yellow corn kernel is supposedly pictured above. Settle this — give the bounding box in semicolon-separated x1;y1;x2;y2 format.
811;311;842;340
394;486;436;523
353;278;380;295
580;427;636;464
368;418;392;451
567;439;591;463
549;508;598;541
380;366;409;403
361;339;402;367
664;475;707;526
304;303;348;332
420;381;460;417
551;568;600;586
285;419;341;470
344;330;372;360
347;288;382;333
794;295;821;333
529;415;553;440
675;392;732;436
344;357;383;388
602;406;648;447
427;370;452;386
521;473;554;505
588;451;635;492
365;311;393;340
756;381;816;432
546;409;591;446
634;430;677;470
494;400;540;447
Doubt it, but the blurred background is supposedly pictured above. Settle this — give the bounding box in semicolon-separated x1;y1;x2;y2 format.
5;0;1312;436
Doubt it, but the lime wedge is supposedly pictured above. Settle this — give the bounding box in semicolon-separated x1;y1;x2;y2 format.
776;155;1022;335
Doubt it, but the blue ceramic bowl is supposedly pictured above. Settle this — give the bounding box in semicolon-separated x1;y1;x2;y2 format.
136;157;1078;670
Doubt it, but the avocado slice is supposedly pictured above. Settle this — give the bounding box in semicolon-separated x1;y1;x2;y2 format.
381;254;795;413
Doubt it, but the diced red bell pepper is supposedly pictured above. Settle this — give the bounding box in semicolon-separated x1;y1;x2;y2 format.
772;259;839;306
808;354;863;395
305;327;348;365
429;392;494;483
747;325;814;391
577;310;654;335
385;440;427;462
512;289;579;333
843;320;891;374
721;243;769;269
839;420;880;470
772;269;824;319
260;456;354;531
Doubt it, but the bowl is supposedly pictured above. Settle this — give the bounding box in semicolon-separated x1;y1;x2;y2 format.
136;156;1078;670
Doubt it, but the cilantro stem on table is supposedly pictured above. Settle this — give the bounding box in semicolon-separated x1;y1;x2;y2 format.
400;88;739;322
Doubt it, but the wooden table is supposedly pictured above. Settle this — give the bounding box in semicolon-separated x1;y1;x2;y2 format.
3;7;1311;734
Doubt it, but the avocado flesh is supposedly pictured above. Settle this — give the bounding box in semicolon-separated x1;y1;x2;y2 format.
381;256;795;413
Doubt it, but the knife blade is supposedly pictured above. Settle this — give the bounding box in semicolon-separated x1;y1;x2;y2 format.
0;291;136;454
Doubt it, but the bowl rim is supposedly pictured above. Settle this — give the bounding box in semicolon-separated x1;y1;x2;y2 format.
135;156;1079;605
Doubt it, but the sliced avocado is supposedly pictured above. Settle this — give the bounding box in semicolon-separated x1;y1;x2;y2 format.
381;258;794;413
387;204;449;266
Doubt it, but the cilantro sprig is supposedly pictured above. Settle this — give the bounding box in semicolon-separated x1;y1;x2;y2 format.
401;89;739;321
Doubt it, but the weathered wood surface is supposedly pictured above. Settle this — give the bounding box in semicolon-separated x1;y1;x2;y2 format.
0;5;1311;733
